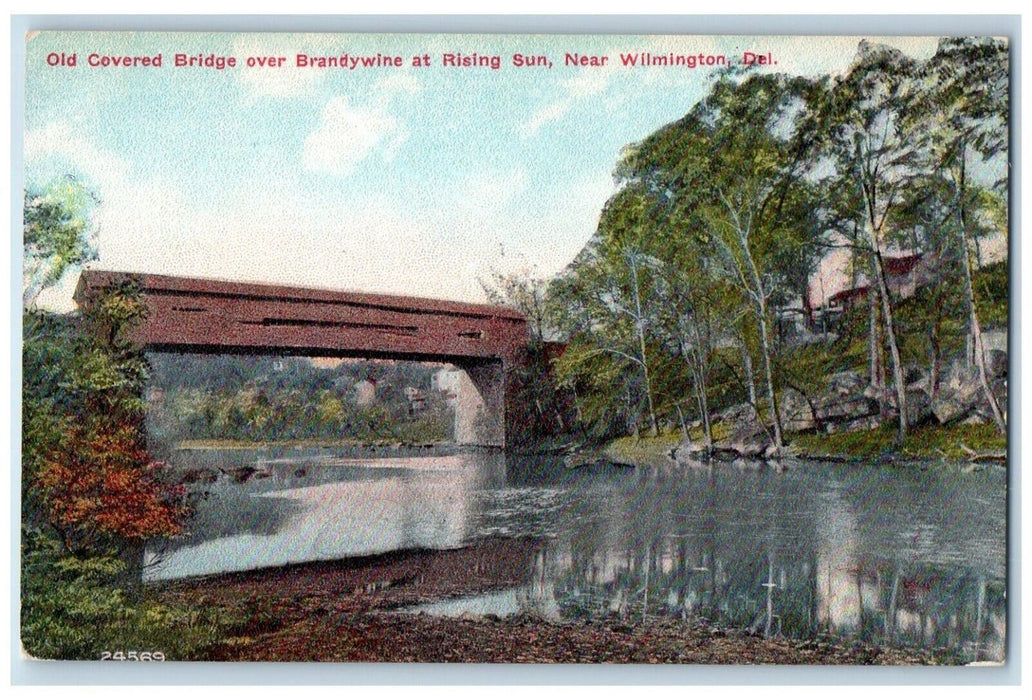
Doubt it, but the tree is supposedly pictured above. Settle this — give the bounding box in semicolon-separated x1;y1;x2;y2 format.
23;178;97;308
617;72;825;452
548;192;666;438
480;268;572;437
923;37;1009;433
819;42;930;443
28;280;186;557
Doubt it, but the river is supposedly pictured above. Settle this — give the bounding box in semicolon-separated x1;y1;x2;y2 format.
144;447;1007;663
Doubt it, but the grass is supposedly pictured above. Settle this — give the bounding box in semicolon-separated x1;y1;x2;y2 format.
789;422;1006;461
600;421;1006;466
604;432;682;466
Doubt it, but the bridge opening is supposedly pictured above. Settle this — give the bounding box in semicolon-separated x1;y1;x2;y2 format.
145;353;470;452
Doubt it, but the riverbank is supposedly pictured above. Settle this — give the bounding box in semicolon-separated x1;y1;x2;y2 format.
152;541;959;664
588;421;1007;470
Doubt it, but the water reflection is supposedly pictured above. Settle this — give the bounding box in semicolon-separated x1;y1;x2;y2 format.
147;448;1006;661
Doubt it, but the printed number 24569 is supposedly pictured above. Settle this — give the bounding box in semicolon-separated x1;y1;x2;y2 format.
100;651;165;661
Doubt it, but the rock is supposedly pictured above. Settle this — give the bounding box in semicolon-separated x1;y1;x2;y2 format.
726;423;772;458
181;467;218;484
816;395;879;422
224;466;259;483
826;370;866;396
904;387;933;427
993;377;1008;419
672;440;708;464
941;360;981;401
932;393;973;425
986;349;1008;379
931;359;984;425
780;388;815;433
720;402;757;425
971;378;1007;423
826;415;881;434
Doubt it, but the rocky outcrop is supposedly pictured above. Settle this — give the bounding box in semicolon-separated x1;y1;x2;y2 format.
716;403;773;459
930;354;1008;426
780;388;815;432
798;370;882;434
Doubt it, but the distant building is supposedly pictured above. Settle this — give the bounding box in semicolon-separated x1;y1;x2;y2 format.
404;386;427;416
354;376;378;406
816;252;938;331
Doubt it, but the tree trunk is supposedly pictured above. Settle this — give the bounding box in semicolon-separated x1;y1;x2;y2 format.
629;256;659;437
756;300;785;450
743;239;783;451
741;341;757;407
871;249;908;443
868;280;882;392
694;335;713;450
958;224;1006;433
682;336;713;449
954;148;1006;434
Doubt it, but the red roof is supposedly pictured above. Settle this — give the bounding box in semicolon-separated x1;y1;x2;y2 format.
883;254;922;276
828;286;870;306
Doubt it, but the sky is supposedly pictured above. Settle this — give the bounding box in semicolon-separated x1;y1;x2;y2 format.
22;32;947;312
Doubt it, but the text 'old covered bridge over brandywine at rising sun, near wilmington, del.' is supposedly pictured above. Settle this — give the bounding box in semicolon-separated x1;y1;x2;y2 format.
74;270;529;448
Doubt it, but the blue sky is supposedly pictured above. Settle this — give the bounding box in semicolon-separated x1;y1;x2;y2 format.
23;32;943;311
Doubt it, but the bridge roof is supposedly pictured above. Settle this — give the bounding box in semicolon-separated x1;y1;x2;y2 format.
75;270;525;322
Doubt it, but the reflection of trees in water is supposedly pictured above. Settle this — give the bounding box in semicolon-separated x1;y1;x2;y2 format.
532;465;1005;661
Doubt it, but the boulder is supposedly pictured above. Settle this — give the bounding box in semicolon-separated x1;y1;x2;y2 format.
716;403;773;458
928;359;984;425
780;388;815;433
941;360;981;402
181;467;218;484
904;387;933;427
986;349;1008;379
825;370;866;396
931;392;973;425
826;415;882;434
994;377;1008;418
720;402;757;425
727;430;772;458
816;395;879;422
672;440;708;464
971;378;1007;424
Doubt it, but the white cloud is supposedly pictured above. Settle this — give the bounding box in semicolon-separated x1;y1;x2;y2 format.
520;49;620;138
24;121;192;311
24;121;128;191
521;99;575;138
303;97;406;177
302;71;421;177
22;121;616;312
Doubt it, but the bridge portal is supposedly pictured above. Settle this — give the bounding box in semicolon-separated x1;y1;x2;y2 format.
74;270;528;448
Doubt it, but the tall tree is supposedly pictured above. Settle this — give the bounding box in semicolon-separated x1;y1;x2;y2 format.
618;72;825;452
923;37;1009;433
820;41;930;443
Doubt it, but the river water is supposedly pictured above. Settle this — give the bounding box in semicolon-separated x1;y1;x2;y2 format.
144;447;1007;662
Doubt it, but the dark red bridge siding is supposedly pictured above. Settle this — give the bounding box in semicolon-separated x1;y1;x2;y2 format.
74;270;527;364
